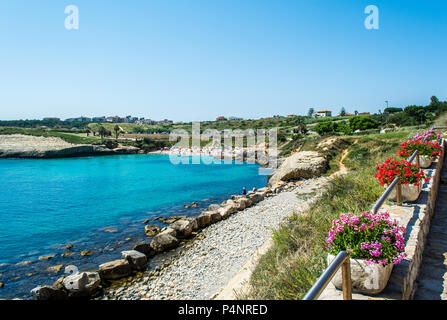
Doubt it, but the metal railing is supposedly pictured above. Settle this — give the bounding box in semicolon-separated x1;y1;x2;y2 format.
303;126;446;300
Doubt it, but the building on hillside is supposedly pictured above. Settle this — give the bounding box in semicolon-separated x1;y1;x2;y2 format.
228;116;243;120
92;116;106;122
357;112;371;116
216;116;227;121
65;116;92;122
312;110;332;118
287;114;297;117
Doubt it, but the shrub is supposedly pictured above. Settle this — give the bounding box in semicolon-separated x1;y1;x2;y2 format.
348;116;379;131
396;140;443;158
326;212;407;266
374;157;429;186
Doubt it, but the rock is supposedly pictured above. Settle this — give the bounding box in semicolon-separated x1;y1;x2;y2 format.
160;227;177;237
38;254;56;261
144;224;161;237
30;286;67;300
192;203;198;208
16;260;31;266
207;204;221;211
187;217;199;231
170;219;194;239
80;250;93;256
121;250;148;271
150;233;179;253
132;242;156;258
218;205;237;219
65;244;74;250
196;213;211;228
63;271;101;296
61;252;74;258
206;211;222;223
269;151;328;184
46;265;64;273
104;228;118;233
98;260;132;280
0;282;3;288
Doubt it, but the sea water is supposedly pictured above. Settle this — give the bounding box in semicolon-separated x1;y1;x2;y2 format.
0;154;266;298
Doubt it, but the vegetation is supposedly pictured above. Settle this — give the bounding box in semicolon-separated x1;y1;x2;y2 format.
242;129;419;300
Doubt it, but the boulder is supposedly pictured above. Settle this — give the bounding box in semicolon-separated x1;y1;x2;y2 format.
150;233;179;253
218;205;236;219
62;272;101;296
187;217;199;231
196;213;211;228
121;250;148;271
268;151;328;184
159;227;177;237
132;241;156;258
207;211;222;223
30;286;67;300
170;219;194;239
98;259;132;280
207;204;221;211
144;224;161;237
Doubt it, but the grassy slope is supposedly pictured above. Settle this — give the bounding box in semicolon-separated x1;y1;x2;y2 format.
0;127;99;144
241;129;418;300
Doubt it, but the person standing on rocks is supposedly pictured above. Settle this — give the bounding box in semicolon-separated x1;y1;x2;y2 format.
242;187;247;196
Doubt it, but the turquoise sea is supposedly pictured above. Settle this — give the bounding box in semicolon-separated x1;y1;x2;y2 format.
0;154;267;299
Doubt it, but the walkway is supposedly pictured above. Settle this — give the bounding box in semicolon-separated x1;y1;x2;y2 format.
414;158;447;300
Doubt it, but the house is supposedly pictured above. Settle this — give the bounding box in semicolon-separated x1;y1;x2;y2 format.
358;112;371;116
287;114;297;118
312;110;332;118
228;116;243;120
216;116;227;121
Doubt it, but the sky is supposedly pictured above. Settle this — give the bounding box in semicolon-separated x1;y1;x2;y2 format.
0;0;446;122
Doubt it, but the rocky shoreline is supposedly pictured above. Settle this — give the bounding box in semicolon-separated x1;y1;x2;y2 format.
98;177;329;300
0;134;140;159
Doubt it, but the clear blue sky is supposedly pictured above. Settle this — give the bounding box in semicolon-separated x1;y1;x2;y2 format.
0;0;446;121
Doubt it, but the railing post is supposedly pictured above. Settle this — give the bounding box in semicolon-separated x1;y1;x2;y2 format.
396;181;402;206
342;259;352;300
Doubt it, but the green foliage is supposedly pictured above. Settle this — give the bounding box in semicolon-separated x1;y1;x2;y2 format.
348;116;379;131
384;107;403;114
314;121;351;135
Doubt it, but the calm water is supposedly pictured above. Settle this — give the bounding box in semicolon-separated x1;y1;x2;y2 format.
0;154;266;298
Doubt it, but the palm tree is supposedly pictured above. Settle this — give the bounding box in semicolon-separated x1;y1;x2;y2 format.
98;125;107;140
113;125;121;140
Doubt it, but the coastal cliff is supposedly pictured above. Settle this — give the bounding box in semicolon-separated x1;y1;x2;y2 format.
0;134;140;158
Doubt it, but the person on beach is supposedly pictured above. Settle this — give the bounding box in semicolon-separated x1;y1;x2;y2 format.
242;187;247;196
252;187;257;192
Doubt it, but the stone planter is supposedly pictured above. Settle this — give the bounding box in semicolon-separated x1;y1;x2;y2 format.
327;254;393;294
418;155;433;169
387;183;422;202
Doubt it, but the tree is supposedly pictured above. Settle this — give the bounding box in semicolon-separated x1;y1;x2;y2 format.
384;107;403;114
348;116;380;131
307;108;314;117
430;96;440;105
98;125;107;140
354;110;358;116
339;107;346;116
113;125;121;140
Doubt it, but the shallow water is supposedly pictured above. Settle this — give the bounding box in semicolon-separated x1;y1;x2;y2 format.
0;154;266;299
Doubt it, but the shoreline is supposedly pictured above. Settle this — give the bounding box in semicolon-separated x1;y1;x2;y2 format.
99;177;329;300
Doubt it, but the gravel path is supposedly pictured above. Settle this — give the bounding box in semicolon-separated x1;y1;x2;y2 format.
101;177;329;300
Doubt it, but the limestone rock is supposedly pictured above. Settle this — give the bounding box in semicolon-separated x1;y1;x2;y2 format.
268;151;328;184
218;205;236;219
62;272;101;296
196;213;211;228
144;224;161;237
170;219;194;239
98;259;132;280
132;241;156;258
150;233;179;253
121;250;148;271
30;286;67;300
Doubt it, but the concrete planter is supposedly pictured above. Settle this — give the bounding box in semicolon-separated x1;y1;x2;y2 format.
328;254;393;294
418;155;433;169
387;183;422;202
